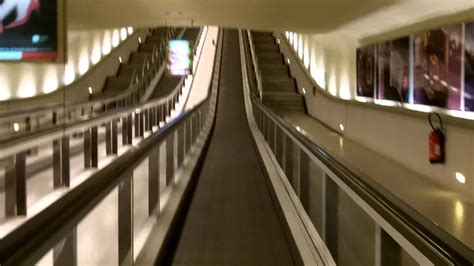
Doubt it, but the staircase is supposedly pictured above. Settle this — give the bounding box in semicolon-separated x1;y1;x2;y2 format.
99;28;173;99
251;31;306;113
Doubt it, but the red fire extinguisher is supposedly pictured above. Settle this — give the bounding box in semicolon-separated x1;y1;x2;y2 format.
428;113;445;164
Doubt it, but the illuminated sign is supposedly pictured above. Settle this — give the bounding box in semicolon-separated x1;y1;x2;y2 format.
357;22;474;113
0;0;66;62
167;40;192;76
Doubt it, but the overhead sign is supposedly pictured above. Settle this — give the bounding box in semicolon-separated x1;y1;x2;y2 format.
0;0;66;62
167;40;192;76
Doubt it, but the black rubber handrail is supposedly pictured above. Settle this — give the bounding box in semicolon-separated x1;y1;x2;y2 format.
0;27;220;265
253;97;473;265
0;77;184;158
0;28;204;159
243;32;473;265
0;28;183;119
0;100;206;264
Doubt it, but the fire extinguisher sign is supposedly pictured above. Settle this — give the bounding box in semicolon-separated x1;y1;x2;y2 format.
428;113;445;164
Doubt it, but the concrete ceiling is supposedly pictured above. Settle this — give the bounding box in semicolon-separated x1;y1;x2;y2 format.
341;0;474;43
68;0;474;42
67;0;397;33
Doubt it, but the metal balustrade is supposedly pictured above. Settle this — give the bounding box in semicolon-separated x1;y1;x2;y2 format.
247;30;263;100
0;27;222;266
0;27;181;139
243;30;474;265
0;27;206;222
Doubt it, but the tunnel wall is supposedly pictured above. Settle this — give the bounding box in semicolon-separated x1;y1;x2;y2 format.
276;30;474;200
0;26;145;111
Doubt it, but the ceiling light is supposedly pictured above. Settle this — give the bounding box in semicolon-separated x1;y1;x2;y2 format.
13;123;19;132
339;124;345;132
456;172;466;184
64;65;76;85
112;30;120;47
120;28;127;41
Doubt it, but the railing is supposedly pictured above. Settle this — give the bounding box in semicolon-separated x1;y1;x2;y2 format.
246;30;263;100
0;27;178;138
0;27;205;222
243;31;474;265
0;27;222;266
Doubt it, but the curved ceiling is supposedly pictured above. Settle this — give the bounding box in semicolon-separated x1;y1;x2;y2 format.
341;0;474;42
67;0;397;33
68;0;474;42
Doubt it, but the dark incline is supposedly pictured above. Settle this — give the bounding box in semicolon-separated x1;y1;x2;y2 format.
171;29;294;266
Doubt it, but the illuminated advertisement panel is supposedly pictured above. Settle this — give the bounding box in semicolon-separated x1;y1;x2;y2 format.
356;22;471;113
464;22;474;112
0;0;65;62
167;40;192;76
413;25;462;110
377;37;410;102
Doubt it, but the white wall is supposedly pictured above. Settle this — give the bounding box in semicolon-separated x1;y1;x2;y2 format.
276;31;474;201
0;27;135;102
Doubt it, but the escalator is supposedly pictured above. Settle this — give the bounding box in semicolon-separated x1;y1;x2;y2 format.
170;29;294;265
251;31;306;113
100;28;174;99
1;26;469;266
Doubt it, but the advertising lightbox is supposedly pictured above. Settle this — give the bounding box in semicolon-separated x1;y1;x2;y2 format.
356;22;472;112
356;45;376;98
167;40;192;76
0;0;66;62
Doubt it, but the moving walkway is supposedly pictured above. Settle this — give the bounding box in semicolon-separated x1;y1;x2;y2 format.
0;27;472;266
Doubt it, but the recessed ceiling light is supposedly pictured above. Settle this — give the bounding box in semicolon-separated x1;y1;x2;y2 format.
456;172;466;184
339;124;345;132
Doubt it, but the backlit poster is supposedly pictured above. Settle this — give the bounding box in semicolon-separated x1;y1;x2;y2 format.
356;45;376;97
464;22;474;111
0;0;65;62
413;25;463;109
376;37;410;102
167;40;192;76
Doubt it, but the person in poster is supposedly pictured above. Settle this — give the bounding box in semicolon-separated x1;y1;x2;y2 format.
356;46;376;97
413;25;463;109
0;0;59;61
377;37;410;102
464;22;474;112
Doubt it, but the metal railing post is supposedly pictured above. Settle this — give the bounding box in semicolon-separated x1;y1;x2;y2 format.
148;148;160;215
118;170;133;265
53;136;70;187
5;152;27;216
106;122;113;155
